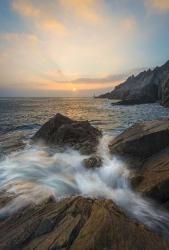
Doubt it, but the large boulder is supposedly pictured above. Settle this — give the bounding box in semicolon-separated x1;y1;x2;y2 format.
32;113;101;155
109;119;169;209
0;196;169;250
109;119;169;168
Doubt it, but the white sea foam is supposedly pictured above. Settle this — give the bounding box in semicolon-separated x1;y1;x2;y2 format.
0;136;169;239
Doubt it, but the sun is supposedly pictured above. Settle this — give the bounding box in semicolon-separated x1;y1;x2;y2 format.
72;87;77;92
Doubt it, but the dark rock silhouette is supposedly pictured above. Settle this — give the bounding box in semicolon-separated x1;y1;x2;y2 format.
98;60;169;106
32;113;101;155
161;76;169;107
112;98;155;106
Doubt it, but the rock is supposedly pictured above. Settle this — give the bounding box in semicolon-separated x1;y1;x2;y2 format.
109;119;169;168
130;174;144;188
0;196;169;249
97;60;169;106
83;155;102;169
161;76;169;107
109;119;169;209
112;98;155;106
32;113;102;155
136;147;169;207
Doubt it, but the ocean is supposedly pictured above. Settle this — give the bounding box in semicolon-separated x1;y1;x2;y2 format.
1;97;169;156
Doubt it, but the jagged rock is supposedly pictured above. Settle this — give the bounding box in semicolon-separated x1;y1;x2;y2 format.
161;76;169;107
97;60;169;106
0;196;169;250
83;155;102;169
109;119;169;168
32;113;102;155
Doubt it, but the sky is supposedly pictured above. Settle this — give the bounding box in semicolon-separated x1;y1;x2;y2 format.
0;0;169;97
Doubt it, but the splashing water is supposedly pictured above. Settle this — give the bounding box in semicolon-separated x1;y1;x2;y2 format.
0;135;169;239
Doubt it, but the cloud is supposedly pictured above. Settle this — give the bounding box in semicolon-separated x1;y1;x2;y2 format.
120;17;137;32
12;0;68;35
146;0;169;12
0;33;38;45
12;0;101;36
39;67;147;92
59;0;101;23
12;0;40;17
0;0;151;97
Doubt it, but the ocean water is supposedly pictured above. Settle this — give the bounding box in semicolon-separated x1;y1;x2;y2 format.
1;97;169;155
1;97;169;239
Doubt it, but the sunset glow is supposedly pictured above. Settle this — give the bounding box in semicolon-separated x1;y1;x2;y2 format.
0;0;169;96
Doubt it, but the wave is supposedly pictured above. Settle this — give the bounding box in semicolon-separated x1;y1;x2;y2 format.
0;135;169;239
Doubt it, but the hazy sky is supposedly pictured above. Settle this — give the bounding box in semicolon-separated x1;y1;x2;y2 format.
0;0;169;97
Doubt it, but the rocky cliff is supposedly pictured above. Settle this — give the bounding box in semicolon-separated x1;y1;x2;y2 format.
97;60;169;107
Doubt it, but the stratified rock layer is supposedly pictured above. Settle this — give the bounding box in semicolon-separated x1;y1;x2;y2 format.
32;113;101;155
0;196;169;250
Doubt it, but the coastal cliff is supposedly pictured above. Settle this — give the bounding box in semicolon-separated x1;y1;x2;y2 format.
97;60;169;107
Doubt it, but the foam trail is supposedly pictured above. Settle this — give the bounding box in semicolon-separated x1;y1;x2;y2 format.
0;136;169;239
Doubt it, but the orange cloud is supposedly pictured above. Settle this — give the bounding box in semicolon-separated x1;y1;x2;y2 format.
0;33;38;45
40;19;67;34
120;17;137;32
12;0;68;35
146;0;169;12
38;80;121;91
12;0;40;17
59;0;101;23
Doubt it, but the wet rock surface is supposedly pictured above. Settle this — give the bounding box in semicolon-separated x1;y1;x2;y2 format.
83;155;102;169
109;119;169;168
109;119;169;209
32;113;102;155
136;147;169;206
0;196;169;250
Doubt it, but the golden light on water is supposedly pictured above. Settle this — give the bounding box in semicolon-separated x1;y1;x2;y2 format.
73;87;77;92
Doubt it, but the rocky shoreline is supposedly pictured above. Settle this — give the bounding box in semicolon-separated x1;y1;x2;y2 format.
1;113;169;249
